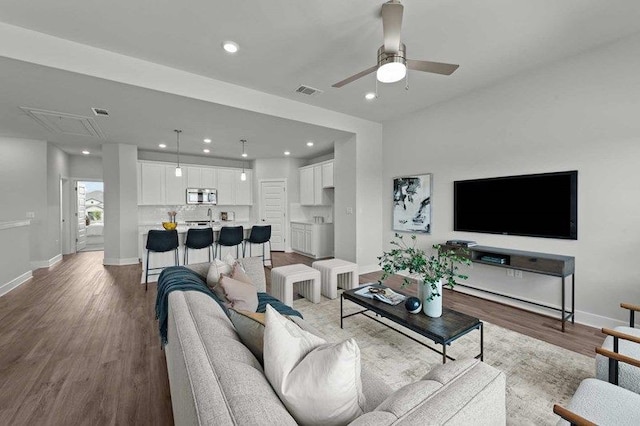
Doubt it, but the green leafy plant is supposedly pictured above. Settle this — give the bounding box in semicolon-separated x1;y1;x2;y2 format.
378;233;471;301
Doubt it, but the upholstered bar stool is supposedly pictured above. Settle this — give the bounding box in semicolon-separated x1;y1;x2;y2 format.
312;258;359;299
215;226;244;259
184;227;214;265
145;229;179;290
271;264;321;306
243;225;272;266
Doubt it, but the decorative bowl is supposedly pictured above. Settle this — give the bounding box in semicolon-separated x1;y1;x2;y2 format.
405;296;422;314
162;222;177;230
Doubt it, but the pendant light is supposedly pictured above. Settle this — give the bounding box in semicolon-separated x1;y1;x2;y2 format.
240;139;247;181
174;129;182;177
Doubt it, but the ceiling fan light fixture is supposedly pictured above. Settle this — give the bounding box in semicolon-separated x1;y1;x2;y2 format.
377;62;406;83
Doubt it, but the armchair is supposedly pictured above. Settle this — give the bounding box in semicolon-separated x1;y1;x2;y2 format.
553;327;640;425
595;302;640;394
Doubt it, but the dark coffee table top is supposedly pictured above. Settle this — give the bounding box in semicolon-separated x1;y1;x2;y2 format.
342;285;481;345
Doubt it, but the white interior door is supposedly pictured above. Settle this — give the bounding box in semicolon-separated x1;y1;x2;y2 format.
259;180;286;251
76;182;87;251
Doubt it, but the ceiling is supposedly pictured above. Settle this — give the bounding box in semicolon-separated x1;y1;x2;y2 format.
2;0;640;124
0;56;351;159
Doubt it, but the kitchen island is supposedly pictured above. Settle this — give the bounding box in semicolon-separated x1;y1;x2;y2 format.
138;222;263;282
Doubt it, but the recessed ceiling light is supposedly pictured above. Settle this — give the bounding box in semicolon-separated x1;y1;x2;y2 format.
222;41;239;53
158;143;167;148
203;148;210;153
82;150;90;155
203;138;211;143
241;153;248;158
306;141;314;147
284;151;291;156
365;92;377;101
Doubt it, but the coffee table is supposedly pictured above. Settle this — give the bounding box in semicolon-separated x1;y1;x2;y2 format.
341;285;483;364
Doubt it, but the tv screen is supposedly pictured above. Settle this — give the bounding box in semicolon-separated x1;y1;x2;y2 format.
454;171;578;240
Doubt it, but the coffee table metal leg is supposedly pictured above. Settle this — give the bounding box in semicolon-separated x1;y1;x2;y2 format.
340;295;343;329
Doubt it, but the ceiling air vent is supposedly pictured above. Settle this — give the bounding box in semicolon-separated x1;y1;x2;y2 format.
20;107;106;139
294;84;323;96
91;107;110;116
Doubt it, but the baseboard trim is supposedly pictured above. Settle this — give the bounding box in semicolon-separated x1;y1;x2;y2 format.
103;257;140;266
0;270;32;297
30;253;63;270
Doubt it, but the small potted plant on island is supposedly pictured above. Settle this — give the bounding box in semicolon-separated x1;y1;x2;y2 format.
378;233;471;317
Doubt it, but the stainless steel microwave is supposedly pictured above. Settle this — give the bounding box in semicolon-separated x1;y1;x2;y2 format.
186;188;217;205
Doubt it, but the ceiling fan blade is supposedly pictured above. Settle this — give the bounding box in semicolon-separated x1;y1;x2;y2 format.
407;59;459;76
382;1;404;53
332;65;378;88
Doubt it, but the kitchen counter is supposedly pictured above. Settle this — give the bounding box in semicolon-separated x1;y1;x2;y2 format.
138;221;257;235
289;220;333;225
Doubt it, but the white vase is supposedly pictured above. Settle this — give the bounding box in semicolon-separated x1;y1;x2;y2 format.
418;279;443;318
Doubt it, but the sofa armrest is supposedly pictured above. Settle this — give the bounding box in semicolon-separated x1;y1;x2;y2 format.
553;404;596;426
349;360;506;426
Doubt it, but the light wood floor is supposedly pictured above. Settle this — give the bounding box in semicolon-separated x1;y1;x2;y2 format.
0;250;604;425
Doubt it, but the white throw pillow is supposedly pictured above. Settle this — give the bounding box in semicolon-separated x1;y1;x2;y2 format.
206;259;232;287
263;305;365;425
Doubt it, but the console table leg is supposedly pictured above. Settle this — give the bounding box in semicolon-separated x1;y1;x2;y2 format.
442;343;447;364
571;274;575;324
480;323;484;361
561;277;566;332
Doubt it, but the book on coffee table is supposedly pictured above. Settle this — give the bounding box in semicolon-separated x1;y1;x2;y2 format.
354;284;406;306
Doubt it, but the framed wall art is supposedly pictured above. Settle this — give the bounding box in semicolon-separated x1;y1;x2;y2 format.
393;174;432;233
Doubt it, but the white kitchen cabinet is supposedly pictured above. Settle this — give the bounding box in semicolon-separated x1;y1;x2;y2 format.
234;170;253;205
186;166;217;189
201;167;217;188
217;169;235;205
322;161;334;188
165;165;187;205
300;164;330;206
139;162;165;205
300;167;314;206
290;221;334;259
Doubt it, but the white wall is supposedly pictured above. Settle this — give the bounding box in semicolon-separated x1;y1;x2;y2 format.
46;143;69;261
334;137;357;263
138;150;246;169
382;33;640;327
69;154;103;180
103;144;139;265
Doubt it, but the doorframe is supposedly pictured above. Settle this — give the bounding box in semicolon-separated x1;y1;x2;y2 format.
70;178;103;254
258;178;289;252
60;177;72;255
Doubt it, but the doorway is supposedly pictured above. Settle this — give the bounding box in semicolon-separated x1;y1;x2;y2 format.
77;181;104;252
259;180;287;252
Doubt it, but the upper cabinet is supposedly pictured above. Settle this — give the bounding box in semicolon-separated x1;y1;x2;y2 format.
300;160;333;206
322;161;334;188
139;162;166;205
137;162;251;206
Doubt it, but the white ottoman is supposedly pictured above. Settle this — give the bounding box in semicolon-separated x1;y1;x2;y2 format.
311;259;358;300
271;264;321;306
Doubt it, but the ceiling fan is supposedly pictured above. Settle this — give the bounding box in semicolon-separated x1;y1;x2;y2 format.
332;0;459;88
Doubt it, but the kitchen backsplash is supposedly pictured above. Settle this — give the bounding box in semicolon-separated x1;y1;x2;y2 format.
138;205;251;225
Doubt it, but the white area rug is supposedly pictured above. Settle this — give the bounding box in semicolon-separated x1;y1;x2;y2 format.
292;295;594;425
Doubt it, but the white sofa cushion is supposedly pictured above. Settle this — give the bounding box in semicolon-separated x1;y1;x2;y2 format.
263;305;366;425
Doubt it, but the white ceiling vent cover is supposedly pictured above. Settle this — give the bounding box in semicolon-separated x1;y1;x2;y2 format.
294;85;323;96
20;107;106;139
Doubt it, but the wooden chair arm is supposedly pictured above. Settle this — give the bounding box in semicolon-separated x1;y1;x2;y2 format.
621;302;640;312
553;404;596;426
595;347;640;369
602;327;640;345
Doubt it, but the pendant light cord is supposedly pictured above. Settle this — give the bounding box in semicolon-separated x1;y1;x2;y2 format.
175;129;182;167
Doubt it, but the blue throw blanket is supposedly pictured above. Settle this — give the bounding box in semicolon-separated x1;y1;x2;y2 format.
257;293;303;319
155;266;224;344
155;266;303;344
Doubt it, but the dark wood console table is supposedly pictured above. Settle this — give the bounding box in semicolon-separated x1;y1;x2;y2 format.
442;244;575;332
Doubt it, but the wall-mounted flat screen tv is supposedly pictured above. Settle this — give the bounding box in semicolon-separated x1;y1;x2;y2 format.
454;171;578;240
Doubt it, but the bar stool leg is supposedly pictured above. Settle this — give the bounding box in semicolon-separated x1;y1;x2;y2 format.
145;249;150;291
